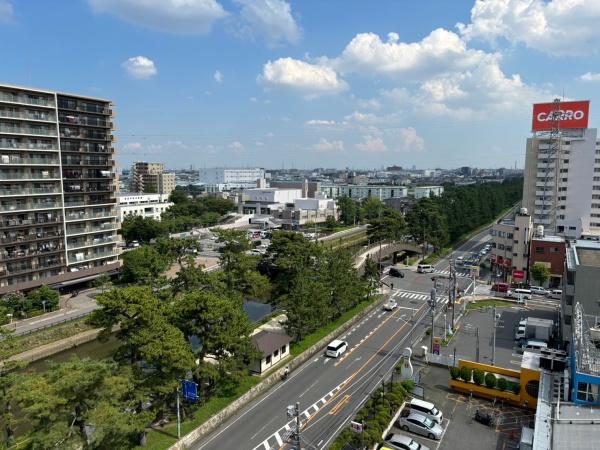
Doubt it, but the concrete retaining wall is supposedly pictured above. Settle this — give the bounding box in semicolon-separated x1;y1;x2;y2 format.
167;297;384;450
7;328;103;364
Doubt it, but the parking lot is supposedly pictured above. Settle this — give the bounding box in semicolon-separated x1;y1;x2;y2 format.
382;365;535;450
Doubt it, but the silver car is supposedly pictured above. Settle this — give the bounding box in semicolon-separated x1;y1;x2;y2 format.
384;433;431;450
397;412;443;440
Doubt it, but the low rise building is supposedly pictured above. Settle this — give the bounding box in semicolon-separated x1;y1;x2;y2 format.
320;184;407;201
529;232;566;288
117;193;173;222
490;208;533;283
200;167;265;192
413;185;444;199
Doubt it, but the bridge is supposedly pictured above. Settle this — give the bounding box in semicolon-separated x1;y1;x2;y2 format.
354;240;422;274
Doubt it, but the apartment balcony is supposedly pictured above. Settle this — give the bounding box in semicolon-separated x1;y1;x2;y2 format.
0;260;63;278
57;100;109;115
0;246;64;262
64;197;116;208
1;217;61;229
0;125;57;136
535;199;554;207
0;140;57;151
59;130;108;141
0;156;60;166
63;171;113;180
60;142;111;154
59;115;110;128
0;173;60;181
0;110;56;123
0;230;63;246
0;187;61;197
0;92;55;108
66;223;118;236
67;235;117;250
61;158;110;167
536;181;555;188
67;249;119;265
65;210;116;222
0;202;62;213
64;185;113;194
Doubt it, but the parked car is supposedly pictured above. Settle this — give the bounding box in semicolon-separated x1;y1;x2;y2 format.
383;433;431;450
408;399;443;424
515;326;527;341
507;289;532;300
397;412;443;440
529;286;549;296
325;339;348;358
383;299;398;311
491;283;509;293
547;289;562;299
389;267;405;278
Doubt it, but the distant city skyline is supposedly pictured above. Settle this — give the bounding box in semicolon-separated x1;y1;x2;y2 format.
1;1;599;169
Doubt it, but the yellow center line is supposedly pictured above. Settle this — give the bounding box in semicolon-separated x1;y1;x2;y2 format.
329;394;351;416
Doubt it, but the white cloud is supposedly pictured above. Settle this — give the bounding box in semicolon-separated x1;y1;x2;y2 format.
122;56;157;79
123;142;143;151
458;0;600;56
258;57;348;98
214;70;223;83
580;72;600;82
356;136;387;153
393;127;424;152
312;138;344;153
255;141;264;147
234;0;300;46
88;0;227;34
335;28;494;79
228;141;245;153
0;0;13;23
249;96;258;102
305;119;337;127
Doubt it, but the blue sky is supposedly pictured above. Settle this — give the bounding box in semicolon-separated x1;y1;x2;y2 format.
1;0;600;170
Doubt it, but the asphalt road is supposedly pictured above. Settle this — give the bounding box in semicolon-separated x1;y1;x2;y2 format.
193;230;493;450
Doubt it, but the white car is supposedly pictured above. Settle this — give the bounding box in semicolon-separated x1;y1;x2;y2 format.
384;433;431;450
515;326;527;341
383;299;398;311
530;286;548;296
325;339;348;358
397;412;444;440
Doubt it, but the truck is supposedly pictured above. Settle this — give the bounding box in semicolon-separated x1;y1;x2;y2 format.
518;317;553;342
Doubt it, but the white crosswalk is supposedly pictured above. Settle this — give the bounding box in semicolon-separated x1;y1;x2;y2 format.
434;269;472;278
391;289;448;306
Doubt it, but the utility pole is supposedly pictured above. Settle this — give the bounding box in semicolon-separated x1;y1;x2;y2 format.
176;385;181;440
492;306;497;366
429;286;437;354
449;258;455;331
286;402;301;449
476;327;480;362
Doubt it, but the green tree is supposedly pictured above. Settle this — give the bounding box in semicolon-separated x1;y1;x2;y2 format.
283;271;330;341
337;196;360;226
323;249;366;318
155;237;202;271
26;285;59;312
361;197;385;221
367;208;406;243
406;198;449;254
121;246;171;285
324;216;338;232
363;255;380;296
120;215;168;244
0;328;25;445
94;273;113;294
12;358;152;449
531;263;551;286
171;256;224;294
169;187;189;204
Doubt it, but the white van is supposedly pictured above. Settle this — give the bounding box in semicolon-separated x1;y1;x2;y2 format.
508;289;532;301
408;398;443;424
547;289;562;300
524;340;548;351
417;264;435;274
325;339;348;358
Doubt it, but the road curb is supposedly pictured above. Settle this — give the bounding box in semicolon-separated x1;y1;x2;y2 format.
168;297;385;450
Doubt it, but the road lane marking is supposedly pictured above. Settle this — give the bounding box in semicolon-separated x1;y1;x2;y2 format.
298;380;319;398
329;394;351;415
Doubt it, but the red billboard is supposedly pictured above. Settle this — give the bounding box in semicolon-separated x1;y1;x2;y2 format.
532;100;590;131
512;270;525;280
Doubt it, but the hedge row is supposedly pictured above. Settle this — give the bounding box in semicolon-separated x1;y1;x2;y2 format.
330;379;415;450
450;366;520;394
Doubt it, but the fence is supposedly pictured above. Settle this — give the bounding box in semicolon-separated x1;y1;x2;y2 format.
11;309;93;337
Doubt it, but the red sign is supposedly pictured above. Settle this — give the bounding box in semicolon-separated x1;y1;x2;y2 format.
532;100;590;131
504;258;512;267
512;270;525;280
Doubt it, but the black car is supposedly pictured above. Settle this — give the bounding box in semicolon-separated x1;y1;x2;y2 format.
389;267;405;278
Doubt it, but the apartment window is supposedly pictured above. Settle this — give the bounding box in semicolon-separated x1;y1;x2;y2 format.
281;345;286;355
266;355;271;365
569;226;577;230
535;247;544;254
560;169;568;173
273;349;279;357
514;227;519;231
566;295;574;306
559;187;568;192
561;178;568;182
595;168;600;173
506;246;512;251
564;315;572;326
563;159;569;164
498;244;505;250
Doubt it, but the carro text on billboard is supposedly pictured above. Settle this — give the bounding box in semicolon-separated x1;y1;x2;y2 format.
532;100;590;131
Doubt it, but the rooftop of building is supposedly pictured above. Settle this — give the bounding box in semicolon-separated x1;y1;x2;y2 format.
532;235;565;243
0;82;111;103
553;404;600;450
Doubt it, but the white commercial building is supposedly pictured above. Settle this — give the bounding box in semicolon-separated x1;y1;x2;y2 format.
199;167;265;192
413;186;444;199
320;184;407;201
118;193;173;222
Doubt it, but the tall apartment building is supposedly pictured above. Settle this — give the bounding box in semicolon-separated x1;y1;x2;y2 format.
0;83;120;294
522;101;598;238
131;161;175;196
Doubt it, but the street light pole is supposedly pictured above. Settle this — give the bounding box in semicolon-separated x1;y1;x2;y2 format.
430;286;437;354
492;306;497;366
476;327;480;362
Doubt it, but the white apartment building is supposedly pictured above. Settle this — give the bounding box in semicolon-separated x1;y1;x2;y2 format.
199;167;265;191
117;193;173;222
320;184;407;201
413;186;444;199
522;128;600;238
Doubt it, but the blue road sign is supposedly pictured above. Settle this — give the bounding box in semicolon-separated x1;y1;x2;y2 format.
182;379;198;403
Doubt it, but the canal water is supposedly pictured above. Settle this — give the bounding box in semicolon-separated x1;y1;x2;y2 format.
25;300;274;373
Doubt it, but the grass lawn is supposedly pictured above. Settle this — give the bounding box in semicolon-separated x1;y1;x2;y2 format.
466;299;514;310
0;318;95;358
